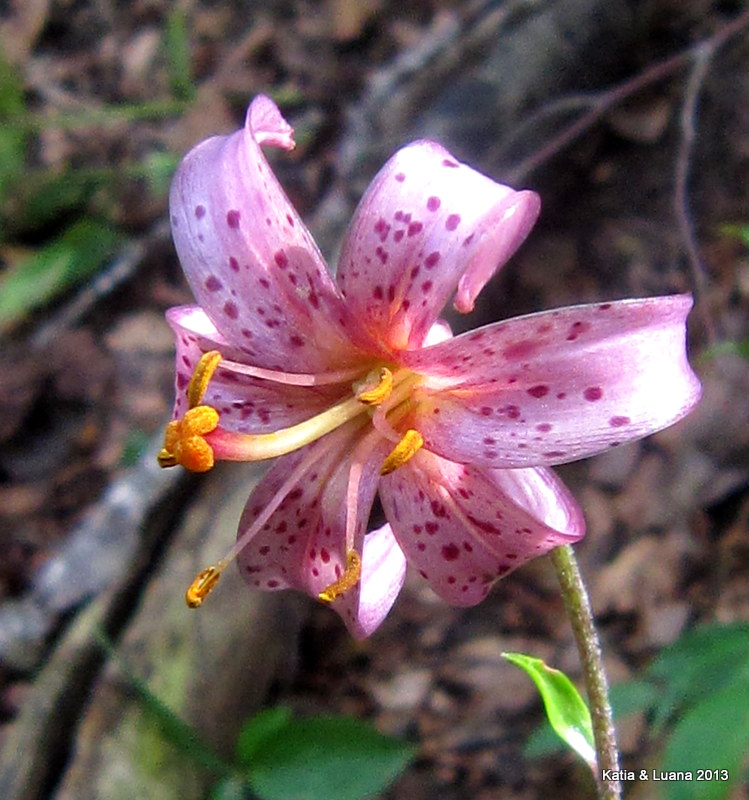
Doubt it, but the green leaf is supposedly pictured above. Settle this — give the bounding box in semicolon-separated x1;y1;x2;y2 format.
235;706;294;766
0;51;27;216
699;340;749;362
524;679;659;760
659;670;749;800
164;7;194;102
244;714;417;800
502;652;596;768
209;776;250;800
644;622;749;733
0;218;122;330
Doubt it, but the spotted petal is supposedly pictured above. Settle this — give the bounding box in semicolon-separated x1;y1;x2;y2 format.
380;452;584;605
400;295;702;467
169;94;361;372
235;426;403;637
335;140;540;351
166;305;345;432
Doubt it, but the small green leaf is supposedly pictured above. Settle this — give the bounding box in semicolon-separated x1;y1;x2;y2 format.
503;652;595;768
245;714;417;800
699;340;749;362
0;218;122;330
660;670;749;800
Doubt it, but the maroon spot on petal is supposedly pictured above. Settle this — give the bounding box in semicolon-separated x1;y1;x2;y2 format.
286;213;295;227
442;159;459;168
442;543;460;561
483;436;496;445
408;221;423;236
421;280;433;294
427;196;441;211
320;548;330;564
598;303;612;311
609;415;631;427
480;406;493;416
289;334;304;347
395;172;406;182
274;250;288;269
394;229;404;242
413;524;422;534
556;392;567;400
584;386;603;401
502;339;538;360
176;372;189;389
463;541;473;552
417;542;426;551
536;422;552;432
226;210;240;228
462;233;475;247
430;500;448;518
527;384;549;398
195;205;206;219
373;285;384;300
223;301;239;319
387;284;396;302
259;545;270;555
425;521;439;535
205;275;222;291
543;450;567;458
446;214;461;231
229;256;239;272
375;245;389;264
424;251;441;269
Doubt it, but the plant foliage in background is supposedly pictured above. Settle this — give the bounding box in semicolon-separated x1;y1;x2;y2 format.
523;622;749;800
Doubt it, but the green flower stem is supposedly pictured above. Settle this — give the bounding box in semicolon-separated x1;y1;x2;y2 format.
551;544;621;800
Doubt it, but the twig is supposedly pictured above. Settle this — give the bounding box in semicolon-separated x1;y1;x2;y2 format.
673;42;717;344
551;545;620;800
504;7;749;184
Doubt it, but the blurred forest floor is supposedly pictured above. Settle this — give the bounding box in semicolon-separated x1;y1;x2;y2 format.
1;1;748;798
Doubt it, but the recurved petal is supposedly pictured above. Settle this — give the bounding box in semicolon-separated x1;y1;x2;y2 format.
236;425;401;637
335;140;539;351
167;305;343;432
401;295;702;467
380;453;584;605
335;523;407;639
169;95;360;372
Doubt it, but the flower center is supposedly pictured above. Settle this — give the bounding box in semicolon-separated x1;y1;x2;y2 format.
159;350;425;607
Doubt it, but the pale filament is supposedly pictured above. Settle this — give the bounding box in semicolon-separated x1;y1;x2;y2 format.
217;356;366;387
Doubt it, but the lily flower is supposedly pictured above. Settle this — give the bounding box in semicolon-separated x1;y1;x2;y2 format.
159;94;701;638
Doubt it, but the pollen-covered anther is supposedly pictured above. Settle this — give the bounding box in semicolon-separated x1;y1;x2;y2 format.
318;550;362;603
188;350;222;408
380;429;424;475
157;405;220;472
355;367;394;406
185;563;225;608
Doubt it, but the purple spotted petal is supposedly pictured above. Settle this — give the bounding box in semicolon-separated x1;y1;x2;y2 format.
236;426;399;637
335;140;540;351
169;95;362;372
380;452;584;605
401;295;702;467
167;305;344;432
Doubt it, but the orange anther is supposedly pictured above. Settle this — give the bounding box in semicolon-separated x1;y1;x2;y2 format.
157;405;220;472
318;550;362;603
188;350;222;408
186;565;222;608
355;367;393;406
380;429;424;475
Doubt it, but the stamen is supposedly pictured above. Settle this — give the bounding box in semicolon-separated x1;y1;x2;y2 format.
380;429;424;475
355;367;393;406
318;550;362;603
219;357;366;387
188;350;222;408
185;562;226;608
158;405;220;472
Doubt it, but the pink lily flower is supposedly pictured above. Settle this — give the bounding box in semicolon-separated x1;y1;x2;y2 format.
159;94;701;638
